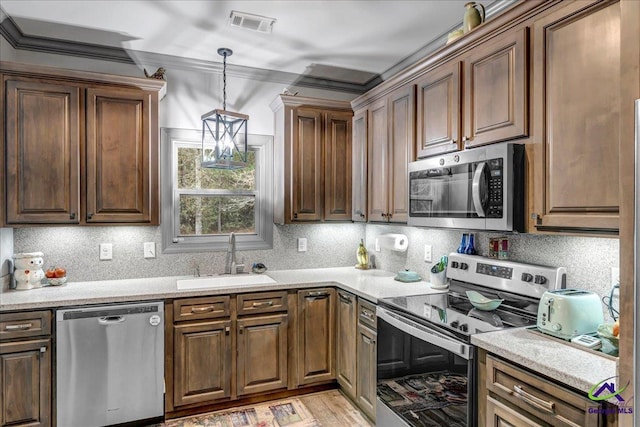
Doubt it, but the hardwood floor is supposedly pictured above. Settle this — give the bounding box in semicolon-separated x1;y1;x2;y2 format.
299;390;373;426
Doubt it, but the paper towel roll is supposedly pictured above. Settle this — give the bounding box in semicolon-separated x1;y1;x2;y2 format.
377;233;409;252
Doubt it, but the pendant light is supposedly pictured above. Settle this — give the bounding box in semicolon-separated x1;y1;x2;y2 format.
201;48;249;169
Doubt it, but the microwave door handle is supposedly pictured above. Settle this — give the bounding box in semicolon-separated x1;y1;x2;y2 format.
472;161;487;217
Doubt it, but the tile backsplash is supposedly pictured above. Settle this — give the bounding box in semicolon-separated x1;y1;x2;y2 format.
12;223;365;282
0;228;14;285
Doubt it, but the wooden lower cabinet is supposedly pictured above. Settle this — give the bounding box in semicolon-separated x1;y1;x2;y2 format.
356;323;377;421
236;314;288;396
297;288;336;385
486;395;544;427
0;310;52;427
336;291;357;400
173;320;232;407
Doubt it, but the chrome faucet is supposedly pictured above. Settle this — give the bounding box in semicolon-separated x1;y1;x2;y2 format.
224;232;237;274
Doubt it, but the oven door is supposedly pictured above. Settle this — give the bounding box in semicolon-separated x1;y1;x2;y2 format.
376;306;476;427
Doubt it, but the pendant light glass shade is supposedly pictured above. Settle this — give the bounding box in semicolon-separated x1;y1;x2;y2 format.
201;48;249;169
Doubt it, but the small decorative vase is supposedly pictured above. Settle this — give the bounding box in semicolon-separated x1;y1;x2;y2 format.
12;252;45;290
463;2;486;33
355;239;369;269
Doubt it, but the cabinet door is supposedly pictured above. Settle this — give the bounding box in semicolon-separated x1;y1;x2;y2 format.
173;320;232;406
5;78;81;224
352;109;368;222
486;396;544;427
237;314;288;396
387;85;415;223
86;87;158;224
532;1;620;232
464;29;528;148
357;324;377;421
336;291;357;400
367;98;389;222
0;339;51;427
416;61;461;158
297;288;335;385
291;108;323;221
324;111;353;221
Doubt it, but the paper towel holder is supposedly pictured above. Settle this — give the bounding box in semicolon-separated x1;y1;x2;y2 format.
376;233;409;252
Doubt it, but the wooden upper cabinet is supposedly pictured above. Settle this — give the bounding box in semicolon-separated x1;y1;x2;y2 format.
4;78;81;224
351;109;368;222
292;108;323;222
86;87;157;224
2;63;164;226
464;28;529;148
531;0;620;233
416;61;461;158
271;96;353;224
324;111;353;221
367;86;415;223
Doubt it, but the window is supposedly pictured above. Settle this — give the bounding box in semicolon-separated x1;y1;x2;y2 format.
161;128;273;253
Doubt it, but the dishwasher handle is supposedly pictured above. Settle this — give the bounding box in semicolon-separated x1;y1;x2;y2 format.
98;316;126;325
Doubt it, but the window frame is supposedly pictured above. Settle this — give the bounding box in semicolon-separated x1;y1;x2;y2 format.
161;127;273;253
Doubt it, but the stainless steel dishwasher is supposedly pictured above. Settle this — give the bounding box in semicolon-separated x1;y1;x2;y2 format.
56;301;164;427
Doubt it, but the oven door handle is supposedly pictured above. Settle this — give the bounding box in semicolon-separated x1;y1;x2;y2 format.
376;307;471;360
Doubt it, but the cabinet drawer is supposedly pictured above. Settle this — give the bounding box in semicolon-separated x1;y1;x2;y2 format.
358;298;376;330
486;355;599;427
0;310;52;340
237;291;288;315
173;296;230;321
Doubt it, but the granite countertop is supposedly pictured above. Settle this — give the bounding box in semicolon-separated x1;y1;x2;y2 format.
0;266;445;311
472;327;618;397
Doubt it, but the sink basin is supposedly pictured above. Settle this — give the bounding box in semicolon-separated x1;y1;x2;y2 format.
177;274;277;289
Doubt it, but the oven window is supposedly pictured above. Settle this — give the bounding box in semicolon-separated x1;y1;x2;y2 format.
377;318;472;427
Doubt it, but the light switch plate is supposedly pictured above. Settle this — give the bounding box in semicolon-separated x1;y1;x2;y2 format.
99;243;113;260
375;238;380;252
297;237;307;252
424;244;432;262
144;242;156;259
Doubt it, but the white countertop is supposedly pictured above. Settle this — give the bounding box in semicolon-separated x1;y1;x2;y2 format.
0;266;445;311
472;327;618;397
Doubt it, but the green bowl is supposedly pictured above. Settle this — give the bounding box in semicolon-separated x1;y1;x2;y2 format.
466;290;503;311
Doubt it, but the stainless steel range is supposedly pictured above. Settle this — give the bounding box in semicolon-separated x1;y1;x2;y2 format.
375;253;566;427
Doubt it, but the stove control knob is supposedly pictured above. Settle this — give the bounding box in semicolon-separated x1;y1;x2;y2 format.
450;321;459;328
534;275;547;285
521;273;533;282
459;323;468;332
460;263;469;270
451;261;460;269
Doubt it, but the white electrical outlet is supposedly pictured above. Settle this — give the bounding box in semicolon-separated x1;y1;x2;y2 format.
424;244;432;262
375;238;380;252
144;242;156;259
611;267;620;290
297;238;307;252
99;243;113;260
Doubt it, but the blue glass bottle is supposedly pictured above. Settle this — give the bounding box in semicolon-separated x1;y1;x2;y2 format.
457;233;468;254
464;233;476;255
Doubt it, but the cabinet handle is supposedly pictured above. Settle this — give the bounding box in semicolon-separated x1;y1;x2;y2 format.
191;306;214;313
225;326;230;336
70;212;76;220
530;213;542;224
5;323;33;331
462;136;471;145
252;301;274;308
363;335;376;345
239;326;244;334
87;212;94;220
308;291;329;298
360;310;374;320
513;385;555;413
338;293;353;304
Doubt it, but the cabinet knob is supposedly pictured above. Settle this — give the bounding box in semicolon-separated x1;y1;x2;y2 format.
225;326;230;335
360;213;365;218
293;212;298;219
531;213;541;224
463;136;471;146
70;212;76;220
87;212;94;220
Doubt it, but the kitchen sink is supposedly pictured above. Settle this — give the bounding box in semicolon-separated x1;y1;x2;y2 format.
176;274;277;289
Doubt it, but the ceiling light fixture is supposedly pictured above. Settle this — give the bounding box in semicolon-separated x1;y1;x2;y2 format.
201;48;248;170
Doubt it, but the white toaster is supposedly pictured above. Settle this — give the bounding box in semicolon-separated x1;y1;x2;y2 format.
537;289;604;340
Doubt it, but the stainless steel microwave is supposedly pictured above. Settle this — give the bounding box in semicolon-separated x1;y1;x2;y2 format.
407;143;525;231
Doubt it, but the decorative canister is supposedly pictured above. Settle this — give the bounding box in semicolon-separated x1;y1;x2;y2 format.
12;252;45;290
463;2;486;33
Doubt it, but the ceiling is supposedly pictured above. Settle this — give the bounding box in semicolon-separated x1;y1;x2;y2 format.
0;1;502;91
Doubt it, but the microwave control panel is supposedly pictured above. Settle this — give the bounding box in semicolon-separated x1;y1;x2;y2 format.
487;158;503;218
